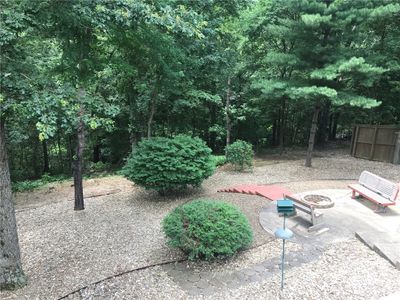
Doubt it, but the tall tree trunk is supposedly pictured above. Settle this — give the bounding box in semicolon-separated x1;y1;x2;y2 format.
279;98;286;150
305;103;321;167
42;140;50;173
68;135;73;173
225;77;232;147
33;137;40;178
276;111;281;147
57;131;63;171
328;112;339;140
147;87;157;139
272;118;277;146
128;92;137;148
0;118;27;289
93;144;100;163
316;102;330;146
210;104;217;151
147;100;155;139
73;90;85;211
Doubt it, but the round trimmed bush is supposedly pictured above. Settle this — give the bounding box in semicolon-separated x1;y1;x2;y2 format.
122;135;215;194
225;140;254;171
162;199;253;260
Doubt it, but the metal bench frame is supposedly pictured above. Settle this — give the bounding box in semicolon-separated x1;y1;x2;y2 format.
348;171;399;212
284;194;325;232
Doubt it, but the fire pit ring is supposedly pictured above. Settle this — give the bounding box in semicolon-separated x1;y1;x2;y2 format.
302;194;334;209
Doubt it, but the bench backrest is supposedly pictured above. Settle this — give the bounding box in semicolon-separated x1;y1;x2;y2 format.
359;171;399;201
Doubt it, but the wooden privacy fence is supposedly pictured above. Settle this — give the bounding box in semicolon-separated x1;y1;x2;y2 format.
350;125;400;164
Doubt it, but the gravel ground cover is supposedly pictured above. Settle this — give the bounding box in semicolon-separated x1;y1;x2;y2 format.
206;149;400;190
1;149;400;299
66;239;400;300
196;238;400;300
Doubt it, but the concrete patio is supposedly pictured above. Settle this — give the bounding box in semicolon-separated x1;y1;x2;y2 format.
259;189;400;269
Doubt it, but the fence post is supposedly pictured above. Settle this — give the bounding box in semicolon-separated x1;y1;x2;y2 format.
369;125;378;160
393;132;400;164
351;125;360;157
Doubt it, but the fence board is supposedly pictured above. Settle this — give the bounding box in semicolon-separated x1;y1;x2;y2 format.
350;125;400;163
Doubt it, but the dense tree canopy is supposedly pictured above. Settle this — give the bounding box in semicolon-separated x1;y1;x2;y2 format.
3;0;398;181
1;0;399;180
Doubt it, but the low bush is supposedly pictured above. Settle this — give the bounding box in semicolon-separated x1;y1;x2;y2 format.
225;140;254;171
162;199;253;260
12;174;70;192
122;135;215;194
211;155;226;167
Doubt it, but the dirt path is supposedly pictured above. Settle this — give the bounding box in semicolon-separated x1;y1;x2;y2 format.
14;176;135;211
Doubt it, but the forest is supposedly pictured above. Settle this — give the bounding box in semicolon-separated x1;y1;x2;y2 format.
2;0;400;184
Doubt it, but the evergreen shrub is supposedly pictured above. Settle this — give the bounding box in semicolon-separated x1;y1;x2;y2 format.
122;135;215;194
162;199;253;260
225;140;254;171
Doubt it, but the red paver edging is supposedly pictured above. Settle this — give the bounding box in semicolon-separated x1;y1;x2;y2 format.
217;184;292;201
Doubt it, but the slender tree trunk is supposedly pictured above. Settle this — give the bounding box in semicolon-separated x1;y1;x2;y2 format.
57;131;63;171
272;118;277;146
292;126;298;144
73;90;85;211
42;140;50;173
279;98;286;150
210;104;217;151
68;135;73;173
328;112;339;140
33;138;40;178
93;144;100;163
316;102;330;146
276;111;281;147
0;118;27;289
147;100;155;139
331;113;338;140
225;77;232;147
305;103;321;167
128;92;137;147
147;87;157;139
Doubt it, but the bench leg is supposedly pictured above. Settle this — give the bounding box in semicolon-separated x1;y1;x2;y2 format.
374;204;387;214
351;190;357;199
308;223;325;232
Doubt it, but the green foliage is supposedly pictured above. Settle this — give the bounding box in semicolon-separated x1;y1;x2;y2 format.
162;199;253;260
122;135;215;194
87;161;112;174
301;13;332;27
211;155;227;167
225;140;253;171
12;174;69;192
240;0;397;162
4;0;400;182
289;86;338;100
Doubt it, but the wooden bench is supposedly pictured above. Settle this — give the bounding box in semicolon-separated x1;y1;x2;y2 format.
283;194;325;232
348;171;399;212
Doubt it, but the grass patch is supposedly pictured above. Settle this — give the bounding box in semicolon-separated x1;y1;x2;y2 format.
12;174;71;192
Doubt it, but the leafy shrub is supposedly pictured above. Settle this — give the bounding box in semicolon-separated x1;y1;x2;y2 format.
225;140;254;171
211;155;226;167
122;135;215;194
162;199;253;260
87;161;111;174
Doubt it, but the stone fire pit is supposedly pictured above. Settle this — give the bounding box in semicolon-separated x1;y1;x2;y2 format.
302;194;334;209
